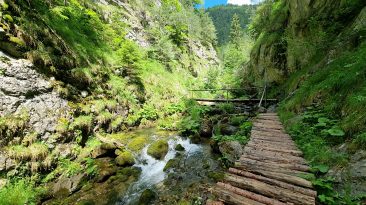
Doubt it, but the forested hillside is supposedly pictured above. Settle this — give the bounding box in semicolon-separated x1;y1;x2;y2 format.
0;0;219;204
207;4;256;45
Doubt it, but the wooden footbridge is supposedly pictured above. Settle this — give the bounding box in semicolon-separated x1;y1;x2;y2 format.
189;88;277;107
207;113;317;205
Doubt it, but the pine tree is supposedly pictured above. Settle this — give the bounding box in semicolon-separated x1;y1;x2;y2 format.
229;13;241;47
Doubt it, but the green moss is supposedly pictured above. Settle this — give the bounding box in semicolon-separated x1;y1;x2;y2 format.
56;118;69;134
7;142;49;161
207;171;225;182
138;189;156;205
127;136;148;152
147;140;169;159
3;14;13;22
163;159;179;171
175;144;185;151
96;111;113;124
70;115;93;131
9;36;25;47
115;151;135;166
110;116;124;131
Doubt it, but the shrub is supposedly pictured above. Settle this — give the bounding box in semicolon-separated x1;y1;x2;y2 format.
0;179;44;205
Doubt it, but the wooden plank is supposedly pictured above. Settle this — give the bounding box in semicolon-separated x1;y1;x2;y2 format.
245;145;303;157
193;98;278;103
224;174;316;205
232;166;313;188
241;153;307;165
217;182;288;205
228;168;317;197
237;158;310;172
212;186;266;205
234;162;308;176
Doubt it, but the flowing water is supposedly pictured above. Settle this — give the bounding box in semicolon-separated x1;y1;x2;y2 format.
117;133;220;205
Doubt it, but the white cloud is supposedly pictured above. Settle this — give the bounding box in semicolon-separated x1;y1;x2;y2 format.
227;0;252;5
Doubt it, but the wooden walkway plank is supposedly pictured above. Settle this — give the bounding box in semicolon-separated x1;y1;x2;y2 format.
209;113;316;205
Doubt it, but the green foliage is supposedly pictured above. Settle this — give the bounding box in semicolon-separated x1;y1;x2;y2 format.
7;142;49;161
0;179;44;205
59;158;83;177
178;100;209;134
217;103;235;114
0;111;29;145
213;134;248;144
229;14;241;47
69;115;93;131
207;4;256;45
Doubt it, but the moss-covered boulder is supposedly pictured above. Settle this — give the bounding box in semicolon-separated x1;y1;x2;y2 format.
163;159;179;171
147;140;169;160
138;189;156;205
115;151;135;166
175;144;185;151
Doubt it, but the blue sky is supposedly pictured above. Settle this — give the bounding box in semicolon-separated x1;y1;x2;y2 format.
204;0;227;8
202;0;262;8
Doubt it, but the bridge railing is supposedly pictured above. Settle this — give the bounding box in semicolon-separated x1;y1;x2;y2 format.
188;87;275;107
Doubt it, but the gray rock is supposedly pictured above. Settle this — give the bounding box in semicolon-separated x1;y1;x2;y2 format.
0;53;69;139
52;173;86;198
218;141;244;162
219;124;238;135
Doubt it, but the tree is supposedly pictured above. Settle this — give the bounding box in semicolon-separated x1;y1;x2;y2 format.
229;13;242;47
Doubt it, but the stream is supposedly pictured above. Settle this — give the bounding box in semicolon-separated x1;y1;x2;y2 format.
117;132;221;205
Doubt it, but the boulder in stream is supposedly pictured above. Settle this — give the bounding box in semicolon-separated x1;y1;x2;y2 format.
115;151;135;166
147;140;168;160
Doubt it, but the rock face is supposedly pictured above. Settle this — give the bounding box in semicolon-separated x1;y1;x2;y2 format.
0;52;69;139
249;1;366;83
328;150;366;196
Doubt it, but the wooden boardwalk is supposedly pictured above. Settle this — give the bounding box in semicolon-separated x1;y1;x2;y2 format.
208;113;317;205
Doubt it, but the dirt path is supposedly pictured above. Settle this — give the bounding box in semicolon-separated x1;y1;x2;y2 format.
207;113;316;205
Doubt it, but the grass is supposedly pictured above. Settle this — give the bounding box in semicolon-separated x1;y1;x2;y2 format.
69;115;93;131
281;43;366;135
0;179;44;205
7;142;49;161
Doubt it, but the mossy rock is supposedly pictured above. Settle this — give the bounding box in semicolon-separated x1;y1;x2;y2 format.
175;144;185;151
147;140;169;160
208;171;225;182
163;159;179;171
127;136;148;152
115;151;135;166
138;189;156;205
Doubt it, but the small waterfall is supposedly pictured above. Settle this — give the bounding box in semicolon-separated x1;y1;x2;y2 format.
118;136;201;205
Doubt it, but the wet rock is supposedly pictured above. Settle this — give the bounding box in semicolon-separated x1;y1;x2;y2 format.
199;119;212;138
175;144;185;152
90;145;107;159
219;124;238;135
115;151;135;166
164;159;179;172
55;144;77;159
218;141;244;162
138;189;156;205
95;158;118;182
147;140;168;160
51;173;86;198
0;152;16;172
